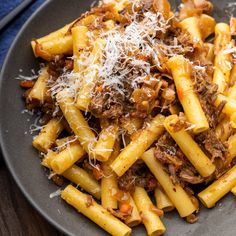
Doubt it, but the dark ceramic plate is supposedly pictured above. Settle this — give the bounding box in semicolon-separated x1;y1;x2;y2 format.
0;0;236;235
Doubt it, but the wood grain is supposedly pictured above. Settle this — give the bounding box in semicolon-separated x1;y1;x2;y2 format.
0;155;63;236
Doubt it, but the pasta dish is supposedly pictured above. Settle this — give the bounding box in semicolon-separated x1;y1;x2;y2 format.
19;0;236;235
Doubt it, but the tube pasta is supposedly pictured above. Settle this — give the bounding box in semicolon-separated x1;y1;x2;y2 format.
230;65;236;85
120;117;143;136
101;170;118;210
101;142;120;209
123;194;142;227
164;115;215;177
63;165;101;199
110;114;165;177
231;185;236;196
76;38;106;110
227;83;236;100
205;43;215;62
227;134;236;164
215;117;233;142
213;23;232;93
179;17;202;44
42;153;101;199
32;118;63;153
142;148;196;218
93;124;119;162
28;67;49;104
50;142;86;174
72;26;89;72
61;185;132;236
56;91;96;156
167;55;209;133
154;188;175;212
230;112;236;128
133;186;166;236
199;14;216;40
198;165;236;208
31;22;75;56
41;151;57;168
35;35;73;60
55;136;76;148
214;94;236;116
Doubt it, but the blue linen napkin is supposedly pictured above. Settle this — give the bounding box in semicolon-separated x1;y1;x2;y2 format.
0;0;45;67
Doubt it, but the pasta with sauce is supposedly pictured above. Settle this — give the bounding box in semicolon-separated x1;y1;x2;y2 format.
19;0;236;235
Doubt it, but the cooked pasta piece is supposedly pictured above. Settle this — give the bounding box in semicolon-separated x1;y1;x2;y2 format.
61;185;132;236
154;188;175;212
72;26;89;72
31;21;75;56
56;91;96;156
123;194;142;227
226;134;236;165
101;166;118;209
231;185;236;196
167;55;209;133
213;23;232;93
215;117;233;142
55;135;76;148
204;43;215;62
164;115;215;177
50;142;86;174
42;153;101;199
27;67;49;104
110;115;165;176
93;124;119;162
142;148;196;218
76;38;106;111
32;118;63;153
215;94;236;115
230;65;236;85
63;165;101;199
133;186;166;236
199;14;216;40
228;83;236;100
179;17;202;44
198;164;236;208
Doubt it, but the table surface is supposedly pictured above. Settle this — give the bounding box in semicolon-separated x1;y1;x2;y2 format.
0;1;63;235
0;156;63;236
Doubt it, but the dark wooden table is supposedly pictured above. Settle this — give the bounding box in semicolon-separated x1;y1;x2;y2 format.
0;153;62;235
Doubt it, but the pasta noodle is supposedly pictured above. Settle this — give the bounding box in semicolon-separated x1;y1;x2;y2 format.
110;115;165;176
142;148;196;218
56;91;96;156
198;165;236;208
154;188;175;212
61;185;132;236
213;23;232;93
133;186;166;236
164;115;215;177
32;118;63;153
167;55;209;133
50;142;86;174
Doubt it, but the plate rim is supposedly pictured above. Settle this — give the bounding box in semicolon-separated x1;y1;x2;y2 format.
0;0;71;235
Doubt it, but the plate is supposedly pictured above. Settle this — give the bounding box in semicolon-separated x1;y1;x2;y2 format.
0;0;236;235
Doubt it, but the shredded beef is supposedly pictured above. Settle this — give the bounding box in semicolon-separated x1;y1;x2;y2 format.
155;133;205;185
195;130;228;162
191;61;225;128
118;160;157;192
89;90;124;119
